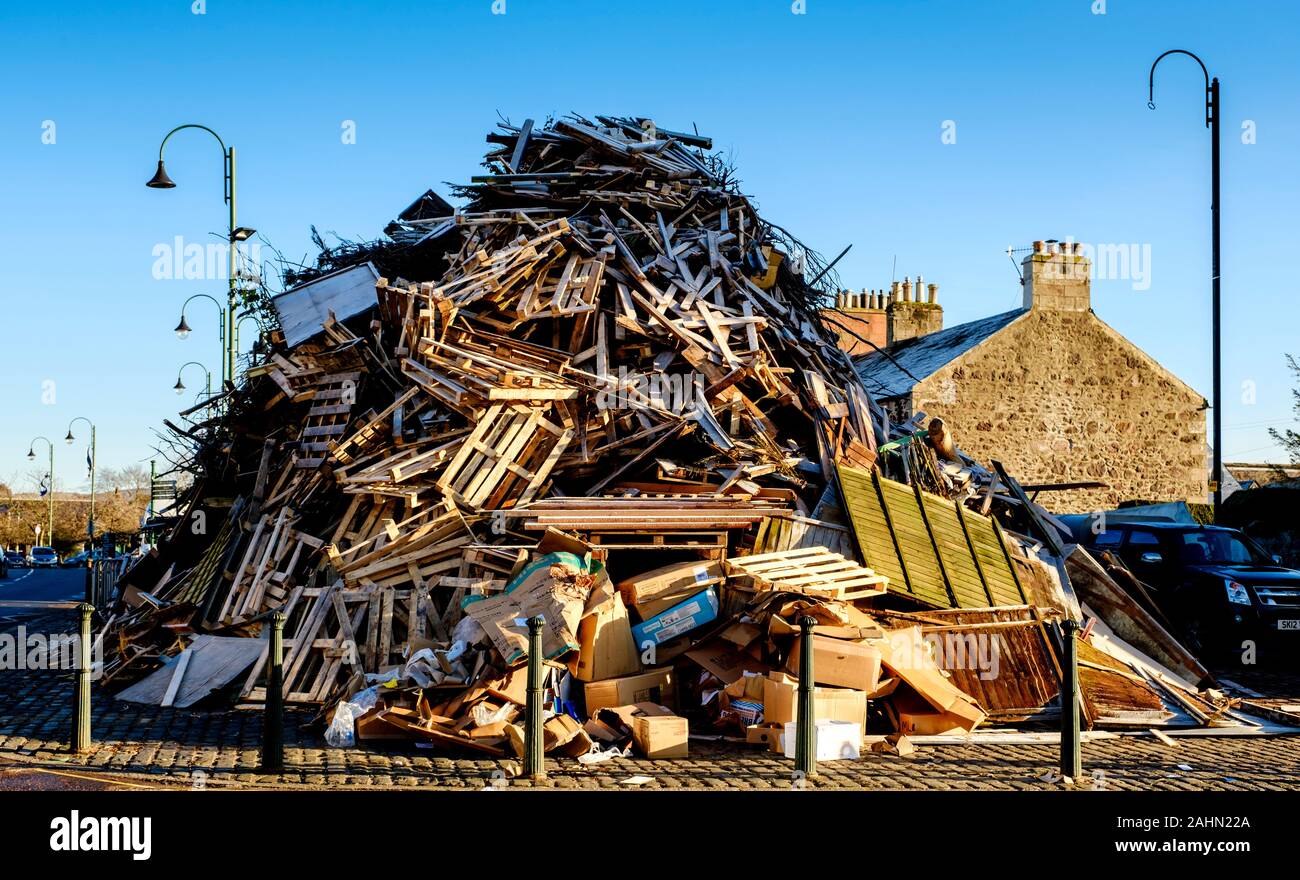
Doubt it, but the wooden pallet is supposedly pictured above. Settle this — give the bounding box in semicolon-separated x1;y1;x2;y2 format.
436;404;572;509
295;371;361;468
726;546;888;600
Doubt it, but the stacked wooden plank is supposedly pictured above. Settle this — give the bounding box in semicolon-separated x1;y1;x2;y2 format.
101;114;886;712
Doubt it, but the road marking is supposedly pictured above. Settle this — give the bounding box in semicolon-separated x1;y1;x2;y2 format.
8;570;34;584
25;767;160;790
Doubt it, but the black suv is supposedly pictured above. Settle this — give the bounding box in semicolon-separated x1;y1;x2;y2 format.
1076;521;1299;657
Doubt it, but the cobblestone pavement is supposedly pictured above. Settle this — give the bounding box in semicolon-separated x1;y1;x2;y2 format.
2;615;1297;791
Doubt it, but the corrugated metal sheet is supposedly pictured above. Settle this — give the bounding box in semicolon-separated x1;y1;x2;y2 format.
837;463;1028;610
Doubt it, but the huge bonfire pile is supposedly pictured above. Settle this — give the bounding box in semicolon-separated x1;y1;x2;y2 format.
106;115;1256;761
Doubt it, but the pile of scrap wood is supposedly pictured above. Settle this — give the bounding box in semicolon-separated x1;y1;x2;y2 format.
103;113;1291;760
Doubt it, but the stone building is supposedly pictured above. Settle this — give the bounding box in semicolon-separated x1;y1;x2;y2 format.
853;240;1207;513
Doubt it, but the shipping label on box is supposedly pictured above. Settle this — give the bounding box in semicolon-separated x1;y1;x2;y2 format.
630;587;718;647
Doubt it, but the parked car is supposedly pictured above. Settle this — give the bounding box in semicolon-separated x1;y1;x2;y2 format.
61;551;89;568
4;551;27;569
28;546;60;568
1076;520;1300;657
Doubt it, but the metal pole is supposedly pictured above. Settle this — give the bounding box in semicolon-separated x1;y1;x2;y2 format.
261;611;284;772
71;603;93;753
226;146;237;388
84;426;95;606
524;615;546;780
1148;51;1221;519
1059;619;1082;780
47;442;54;545
795;615;818;778
1210;76;1222;521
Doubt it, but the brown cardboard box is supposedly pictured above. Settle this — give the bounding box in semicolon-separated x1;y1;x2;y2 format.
879;627;985;732
584;667;676;714
631;707;689;758
632;587;705;621
684;637;772;684
746;724;783;748
570;592;641;682
763;672;867;728
785;635;882;692
617;560;723;607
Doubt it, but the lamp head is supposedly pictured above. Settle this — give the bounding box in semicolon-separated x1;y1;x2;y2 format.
64;430;74;445
146;160;176;189
174;314;192;339
173;377;186;395
232;226;257;242
26;449;35;461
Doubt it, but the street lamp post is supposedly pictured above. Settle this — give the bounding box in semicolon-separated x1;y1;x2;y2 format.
25;436;55;546
1148;49;1223;520
175;292;227;380
147;124;255;390
174;361;213;399
65;417;97;606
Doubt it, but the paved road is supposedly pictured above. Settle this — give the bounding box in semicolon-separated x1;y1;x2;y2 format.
0;567;84;615
0;611;1295;791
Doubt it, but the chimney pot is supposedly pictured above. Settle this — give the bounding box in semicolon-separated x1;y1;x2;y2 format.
928;282;938;303
902;277;912;302
1033;240;1045;254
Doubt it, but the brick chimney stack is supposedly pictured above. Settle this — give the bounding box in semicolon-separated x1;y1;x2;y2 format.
1022;239;1091;312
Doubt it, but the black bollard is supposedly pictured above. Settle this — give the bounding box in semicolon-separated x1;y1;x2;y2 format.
261;612;285;773
71;603;93;753
524;615;546;780
795;615;818;779
1059;619;1082;781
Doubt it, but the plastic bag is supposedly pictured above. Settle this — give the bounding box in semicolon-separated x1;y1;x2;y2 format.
324;686;380;748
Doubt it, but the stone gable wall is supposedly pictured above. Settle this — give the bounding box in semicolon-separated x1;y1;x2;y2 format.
908;309;1206;513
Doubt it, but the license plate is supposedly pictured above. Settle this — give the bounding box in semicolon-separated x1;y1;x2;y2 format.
1279;620;1300;631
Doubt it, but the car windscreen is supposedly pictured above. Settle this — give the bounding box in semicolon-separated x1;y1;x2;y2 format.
1176;531;1267;566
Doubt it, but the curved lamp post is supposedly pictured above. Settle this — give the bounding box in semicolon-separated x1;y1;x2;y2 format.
25;436;55;545
1148;49;1222;519
147;124;256;389
235;311;268;365
174;361;213;398
175;292;227;379
65;417;97;605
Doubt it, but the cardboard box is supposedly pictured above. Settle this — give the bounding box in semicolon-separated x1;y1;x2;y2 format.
632;587;705;621
879;626;985;732
746;724;783;748
782;720;862;761
763;672;866;728
618;560;723;607
584;667;676;714
785;635;881;692
630;705;689;758
571;592;641;682
685;637;772;684
630;587;718;647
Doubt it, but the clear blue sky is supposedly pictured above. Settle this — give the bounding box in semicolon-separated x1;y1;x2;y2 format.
1;0;1297;492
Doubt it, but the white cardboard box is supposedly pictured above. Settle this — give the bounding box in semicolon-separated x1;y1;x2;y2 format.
782;720;862;761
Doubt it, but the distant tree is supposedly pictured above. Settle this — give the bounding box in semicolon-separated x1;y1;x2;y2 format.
1270;355;1300;467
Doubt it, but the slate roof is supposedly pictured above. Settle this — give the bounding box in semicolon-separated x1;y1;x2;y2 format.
854;308;1027;399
